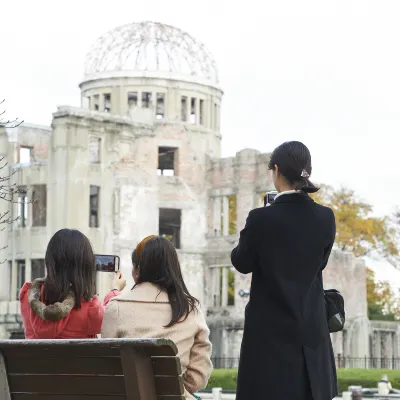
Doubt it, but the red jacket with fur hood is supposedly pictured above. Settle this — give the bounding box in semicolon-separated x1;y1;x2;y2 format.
20;279;119;339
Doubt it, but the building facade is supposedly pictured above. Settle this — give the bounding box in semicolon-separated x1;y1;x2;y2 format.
0;21;398;364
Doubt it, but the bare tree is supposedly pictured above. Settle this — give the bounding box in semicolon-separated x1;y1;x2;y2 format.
0;99;23;128
0;100;25;261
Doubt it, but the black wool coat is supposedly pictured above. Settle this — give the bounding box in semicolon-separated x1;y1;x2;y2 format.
231;193;337;400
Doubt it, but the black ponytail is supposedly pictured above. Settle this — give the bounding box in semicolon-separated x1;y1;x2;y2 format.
268;141;319;193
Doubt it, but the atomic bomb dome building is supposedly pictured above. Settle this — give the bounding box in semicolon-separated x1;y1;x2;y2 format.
0;21;397;365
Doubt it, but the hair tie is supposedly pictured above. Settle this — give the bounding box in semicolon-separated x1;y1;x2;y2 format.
301;169;310;178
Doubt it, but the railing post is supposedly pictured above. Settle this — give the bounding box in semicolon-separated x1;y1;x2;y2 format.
212;387;222;400
348;385;363;399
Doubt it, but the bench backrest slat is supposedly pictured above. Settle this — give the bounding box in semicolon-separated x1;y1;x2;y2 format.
0;339;185;400
0;351;11;400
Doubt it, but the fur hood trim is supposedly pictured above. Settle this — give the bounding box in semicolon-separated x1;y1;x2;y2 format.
28;278;75;321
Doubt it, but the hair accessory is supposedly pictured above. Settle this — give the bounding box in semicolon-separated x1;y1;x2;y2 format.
136;235;157;261
301;169;310;178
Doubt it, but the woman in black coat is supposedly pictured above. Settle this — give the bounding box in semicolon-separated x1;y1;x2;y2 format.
231;141;337;400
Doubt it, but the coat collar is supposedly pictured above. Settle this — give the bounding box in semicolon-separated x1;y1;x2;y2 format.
117;282;170;303
28;279;75;321
273;192;313;204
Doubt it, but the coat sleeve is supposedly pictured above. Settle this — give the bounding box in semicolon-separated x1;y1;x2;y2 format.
100;300;119;338
231;209;260;274
183;308;213;394
103;290;121;307
321;209;336;271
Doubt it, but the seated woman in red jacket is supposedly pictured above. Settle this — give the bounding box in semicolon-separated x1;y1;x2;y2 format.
20;228;126;339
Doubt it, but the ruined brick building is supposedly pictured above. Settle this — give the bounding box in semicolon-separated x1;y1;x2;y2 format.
0;21;398;365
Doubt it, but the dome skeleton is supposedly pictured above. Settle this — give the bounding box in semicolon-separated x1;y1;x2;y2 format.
84;21;219;83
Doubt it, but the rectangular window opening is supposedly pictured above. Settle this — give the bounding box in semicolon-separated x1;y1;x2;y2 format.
16;260;25;300
159;208;181;249
142;92;152;108
32;185;47;227
228;195;237;235
157;147;177;176
93;95;99;111
128;92;138;109
199;99;204;125
31;259;45;280
89;185;100;228
219;267;235;307
88;136;101;163
19;146;32;164
190;98;196;124
181;96;188;121
156;93;165;120
104;93;111;112
17;187;28;228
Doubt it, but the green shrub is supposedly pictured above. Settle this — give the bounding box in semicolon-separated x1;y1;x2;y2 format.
336;369;400;393
207;368;400;393
206;369;237;390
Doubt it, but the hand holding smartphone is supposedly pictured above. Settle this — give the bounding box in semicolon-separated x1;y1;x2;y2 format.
264;191;278;207
112;271;126;291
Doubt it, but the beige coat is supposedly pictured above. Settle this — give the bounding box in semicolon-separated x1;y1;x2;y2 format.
101;282;213;399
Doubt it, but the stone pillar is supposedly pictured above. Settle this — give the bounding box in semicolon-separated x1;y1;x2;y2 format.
212;197;221;236
25;184;32;284
186;97;191;123
212;267;220;307
99;92;105;112
374;331;382;368
222;196;229;236
0;129;9;300
209;97;214;130
395;327;400;369
25;258;31;284
385;332;393;369
235;150;259;231
10;259;17;301
216;104;220;132
221;267;228;306
350;318;370;359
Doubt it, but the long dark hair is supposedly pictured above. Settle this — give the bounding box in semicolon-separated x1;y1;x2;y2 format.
44;229;96;308
135;236;198;327
268;141;319;193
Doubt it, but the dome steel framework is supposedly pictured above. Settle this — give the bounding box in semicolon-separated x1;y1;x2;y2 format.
84;21;219;84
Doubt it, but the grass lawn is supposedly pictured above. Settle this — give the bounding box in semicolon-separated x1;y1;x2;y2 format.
207;368;400;393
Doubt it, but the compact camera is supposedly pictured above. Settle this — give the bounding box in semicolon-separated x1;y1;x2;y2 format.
95;254;120;272
264;191;278;207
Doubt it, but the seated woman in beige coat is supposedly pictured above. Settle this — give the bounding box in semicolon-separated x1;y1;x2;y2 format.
101;235;213;400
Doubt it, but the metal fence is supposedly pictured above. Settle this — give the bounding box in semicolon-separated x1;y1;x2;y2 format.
211;356;400;370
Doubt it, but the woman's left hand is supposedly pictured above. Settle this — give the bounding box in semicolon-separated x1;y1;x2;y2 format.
112;271;126;291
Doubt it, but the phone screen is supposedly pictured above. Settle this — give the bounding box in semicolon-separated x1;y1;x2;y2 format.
95;254;119;272
264;192;277;206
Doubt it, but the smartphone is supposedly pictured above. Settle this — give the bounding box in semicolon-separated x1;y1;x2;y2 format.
95;254;120;272
264;191;278;206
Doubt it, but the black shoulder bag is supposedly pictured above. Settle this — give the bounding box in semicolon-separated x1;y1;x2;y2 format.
324;289;345;333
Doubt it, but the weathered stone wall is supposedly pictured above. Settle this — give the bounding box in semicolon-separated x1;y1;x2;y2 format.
7;123;51;164
323;250;368;320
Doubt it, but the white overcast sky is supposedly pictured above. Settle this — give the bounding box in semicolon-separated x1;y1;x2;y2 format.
1;0;400;285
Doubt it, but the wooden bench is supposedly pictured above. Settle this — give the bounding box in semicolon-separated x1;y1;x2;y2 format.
0;338;186;400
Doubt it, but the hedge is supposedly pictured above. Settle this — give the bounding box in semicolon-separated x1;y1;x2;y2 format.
206;368;400;393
